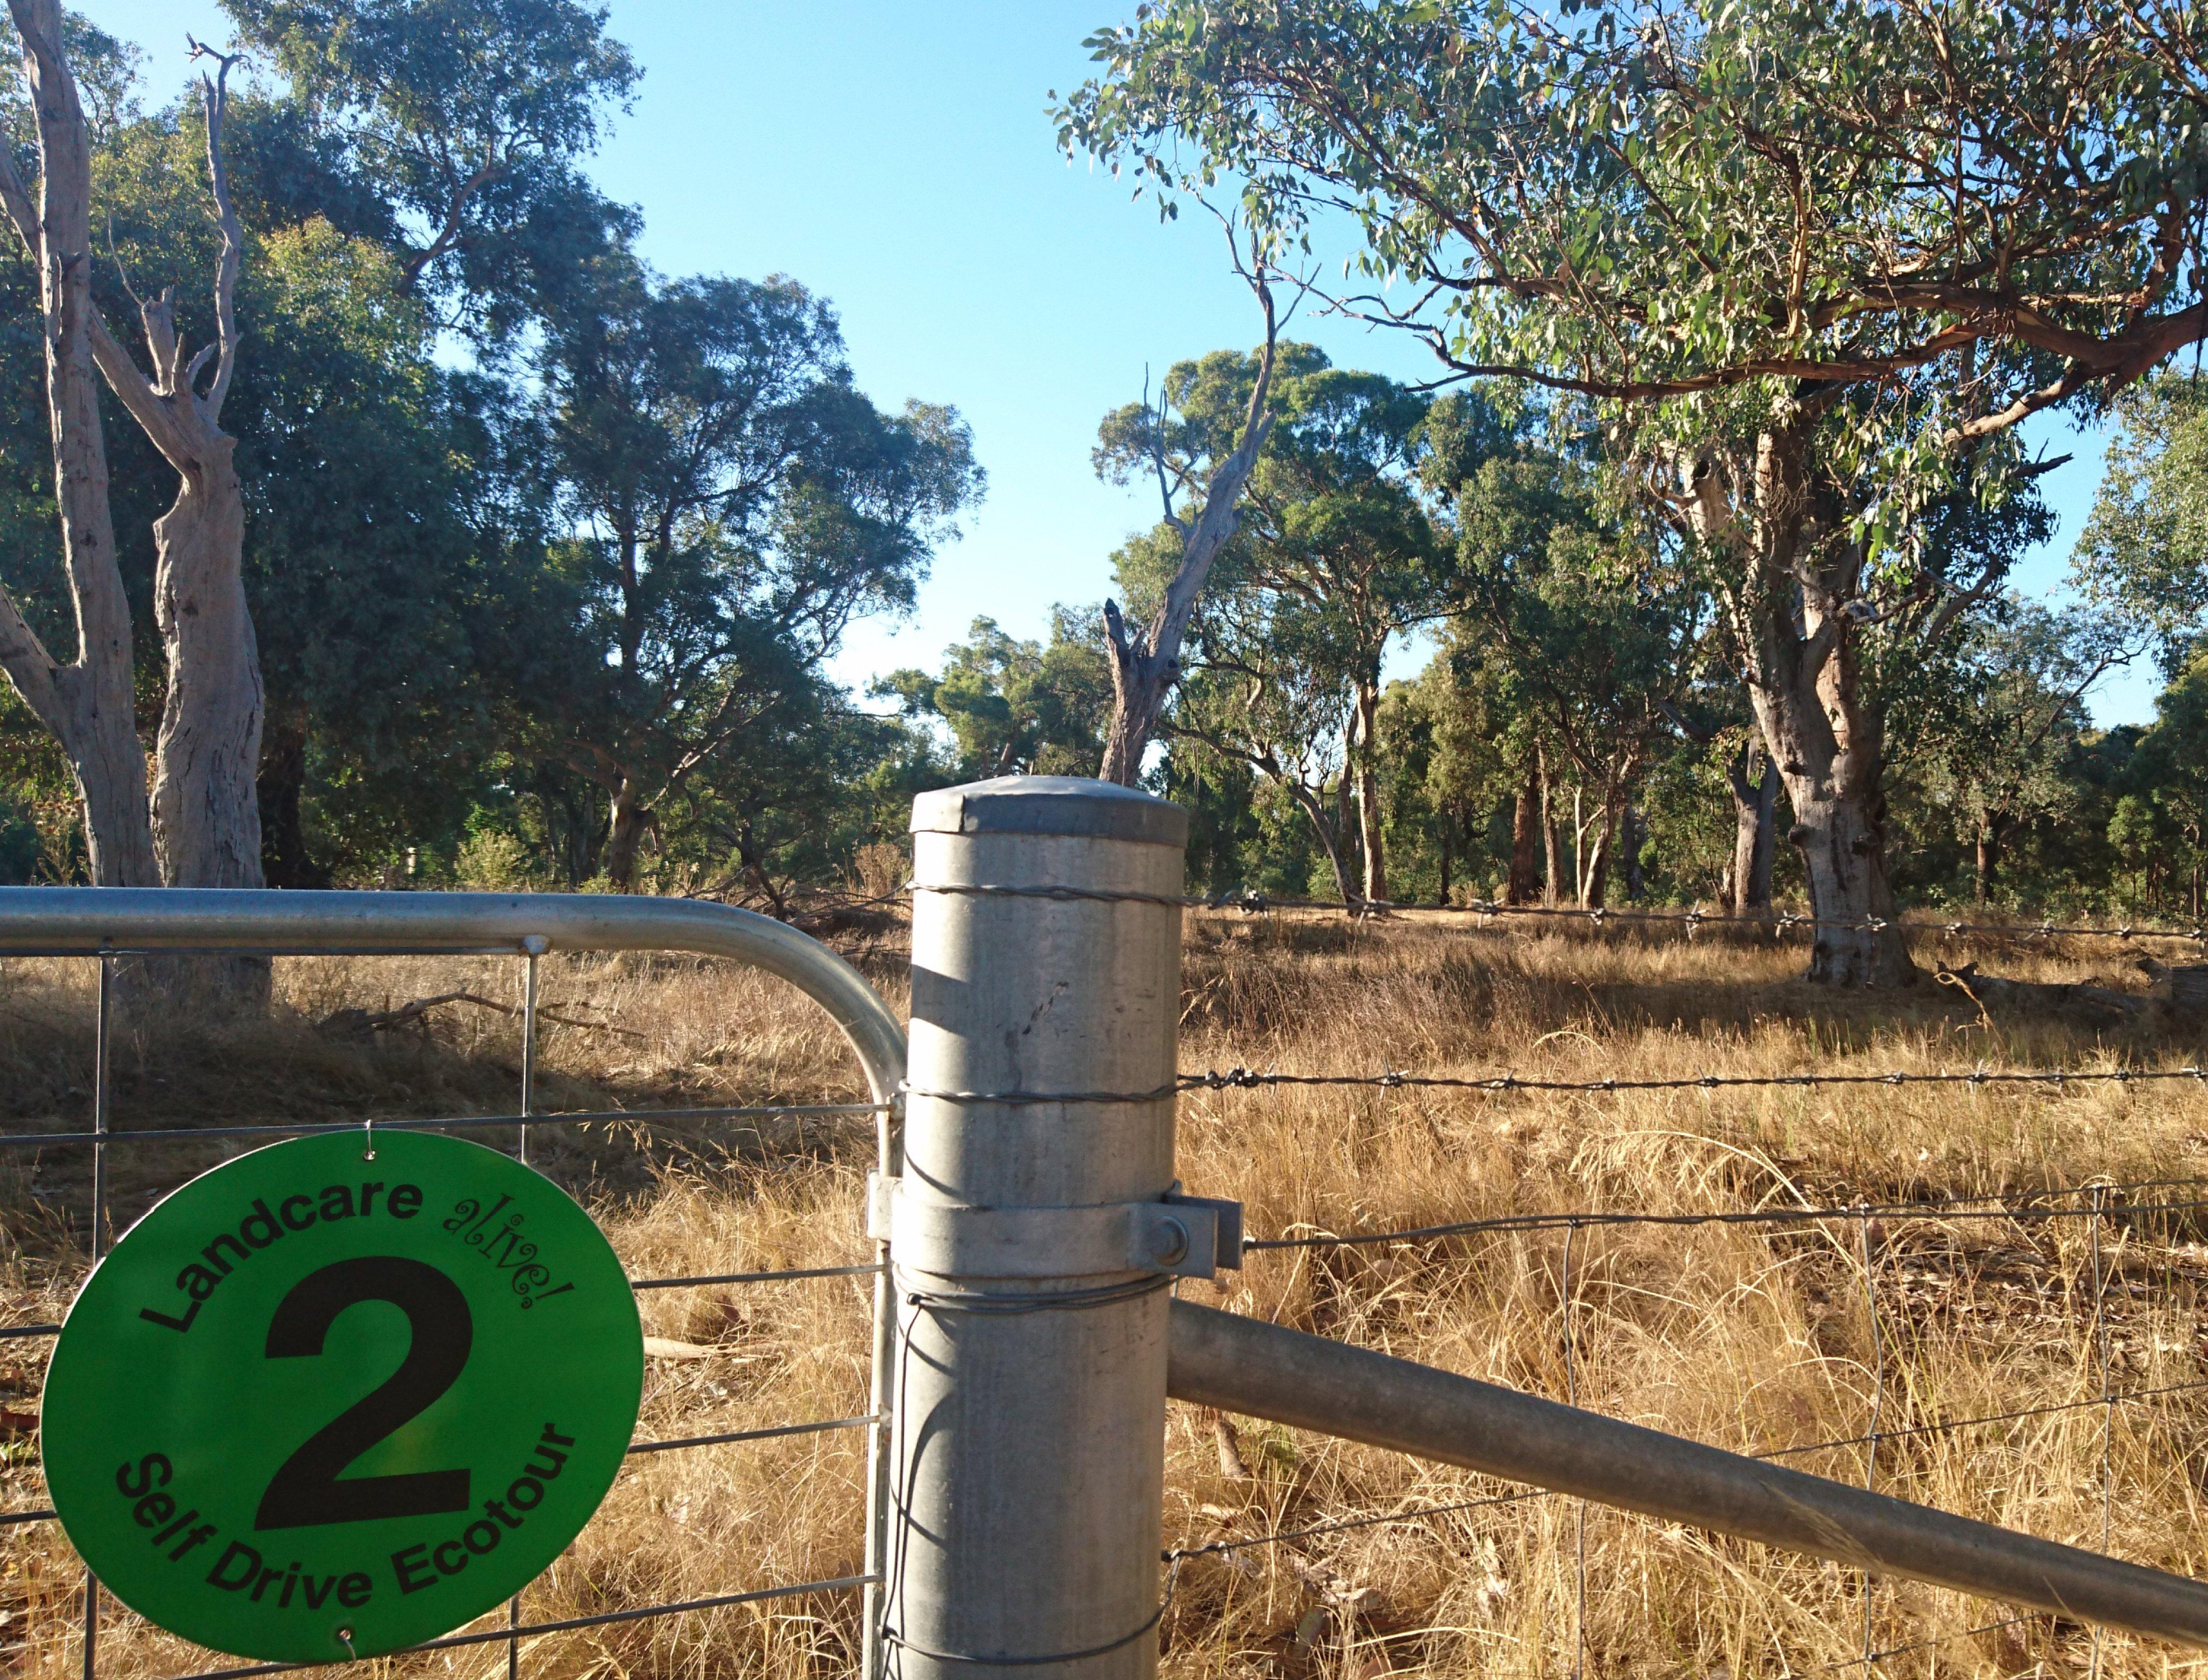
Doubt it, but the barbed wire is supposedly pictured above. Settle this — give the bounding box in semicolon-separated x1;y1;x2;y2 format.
1190;892;2208;946
1237;1177;2208;1254
1184;1064;2208;1100
911;879;2208;945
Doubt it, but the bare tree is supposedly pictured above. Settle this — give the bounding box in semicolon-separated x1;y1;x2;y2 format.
0;11;263;892
1098;225;1286;785
0;0;156;885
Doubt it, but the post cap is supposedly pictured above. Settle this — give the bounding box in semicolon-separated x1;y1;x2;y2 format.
910;775;1188;848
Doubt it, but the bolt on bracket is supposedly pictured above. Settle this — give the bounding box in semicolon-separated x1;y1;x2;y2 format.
868;1173;1242;1281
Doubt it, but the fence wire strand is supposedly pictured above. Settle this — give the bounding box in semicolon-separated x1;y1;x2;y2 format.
1184;1064;2208;1097
913;877;2208;945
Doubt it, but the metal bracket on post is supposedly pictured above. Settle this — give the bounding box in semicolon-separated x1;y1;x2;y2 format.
869;1174;1241;1280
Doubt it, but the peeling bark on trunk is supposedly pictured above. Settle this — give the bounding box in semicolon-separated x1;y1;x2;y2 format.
1758;648;1912;985
150;444;262;889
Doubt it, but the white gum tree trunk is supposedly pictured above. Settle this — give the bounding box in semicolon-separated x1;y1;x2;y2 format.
0;17;266;1005
0;0;159;886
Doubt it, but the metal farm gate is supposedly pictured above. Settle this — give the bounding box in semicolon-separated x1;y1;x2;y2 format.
6;774;2208;1680
0;889;907;1680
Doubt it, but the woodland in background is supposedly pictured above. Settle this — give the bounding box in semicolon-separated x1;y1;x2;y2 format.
1;3;2206;931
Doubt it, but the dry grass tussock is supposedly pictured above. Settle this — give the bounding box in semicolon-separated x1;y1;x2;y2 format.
0;918;2204;1679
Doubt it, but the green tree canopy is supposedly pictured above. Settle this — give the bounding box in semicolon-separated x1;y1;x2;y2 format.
529;257;983;889
1062;0;2208;984
2079;375;2208;676
879;611;1111;782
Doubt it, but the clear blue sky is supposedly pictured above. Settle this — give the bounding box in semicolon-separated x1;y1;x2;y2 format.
93;0;2158;725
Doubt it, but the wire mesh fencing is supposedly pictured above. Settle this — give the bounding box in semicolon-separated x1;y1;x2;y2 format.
0;939;897;1680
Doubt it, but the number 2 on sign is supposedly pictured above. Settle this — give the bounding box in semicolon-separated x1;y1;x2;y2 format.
256;1257;475;1530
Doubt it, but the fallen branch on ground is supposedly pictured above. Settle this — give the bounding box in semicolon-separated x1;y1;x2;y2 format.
317;991;646;1040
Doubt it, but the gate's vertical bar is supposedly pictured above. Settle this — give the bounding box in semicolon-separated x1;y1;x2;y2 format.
508;940;542;1680
2089;1186;2113;1680
861;1090;901;1680
1859;1207;1885;1667
1562;1217;1586;1680
886;776;1187;1680
83;954;112;1680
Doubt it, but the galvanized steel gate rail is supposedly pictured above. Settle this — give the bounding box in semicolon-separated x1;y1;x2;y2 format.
0;889;909;1680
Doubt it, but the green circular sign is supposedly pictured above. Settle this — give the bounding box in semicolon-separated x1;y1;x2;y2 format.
43;1130;644;1663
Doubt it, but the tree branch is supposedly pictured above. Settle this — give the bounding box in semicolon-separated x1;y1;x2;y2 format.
185;37;245;420
0;583;63;728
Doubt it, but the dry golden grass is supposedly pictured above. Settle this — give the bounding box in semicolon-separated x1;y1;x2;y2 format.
0;917;2203;1680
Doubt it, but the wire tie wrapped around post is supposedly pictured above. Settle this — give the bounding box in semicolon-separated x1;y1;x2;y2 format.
879;1559;1180;1668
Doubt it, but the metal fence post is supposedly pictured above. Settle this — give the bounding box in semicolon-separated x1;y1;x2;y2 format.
885;775;1190;1678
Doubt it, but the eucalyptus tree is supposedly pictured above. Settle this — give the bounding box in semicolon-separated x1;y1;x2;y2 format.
1063;0;2208;983
1444;446;1707;908
1089;230;1286;784
1915;602;2134;904
536;259;981;891
218;0;638;332
2079;375;2208;675
2117;656;2208;922
1098;344;1443;898
0;8;258;889
878;611;1112;781
1165;577;1368;905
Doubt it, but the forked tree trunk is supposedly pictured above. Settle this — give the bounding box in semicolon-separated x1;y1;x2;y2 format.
1683;419;1913;986
1725;739;1778;915
0;0;158;887
0;13;268;989
1100;262;1280;785
1582;801;1613;910
1282;780;1357;907
1755;640;1912;986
